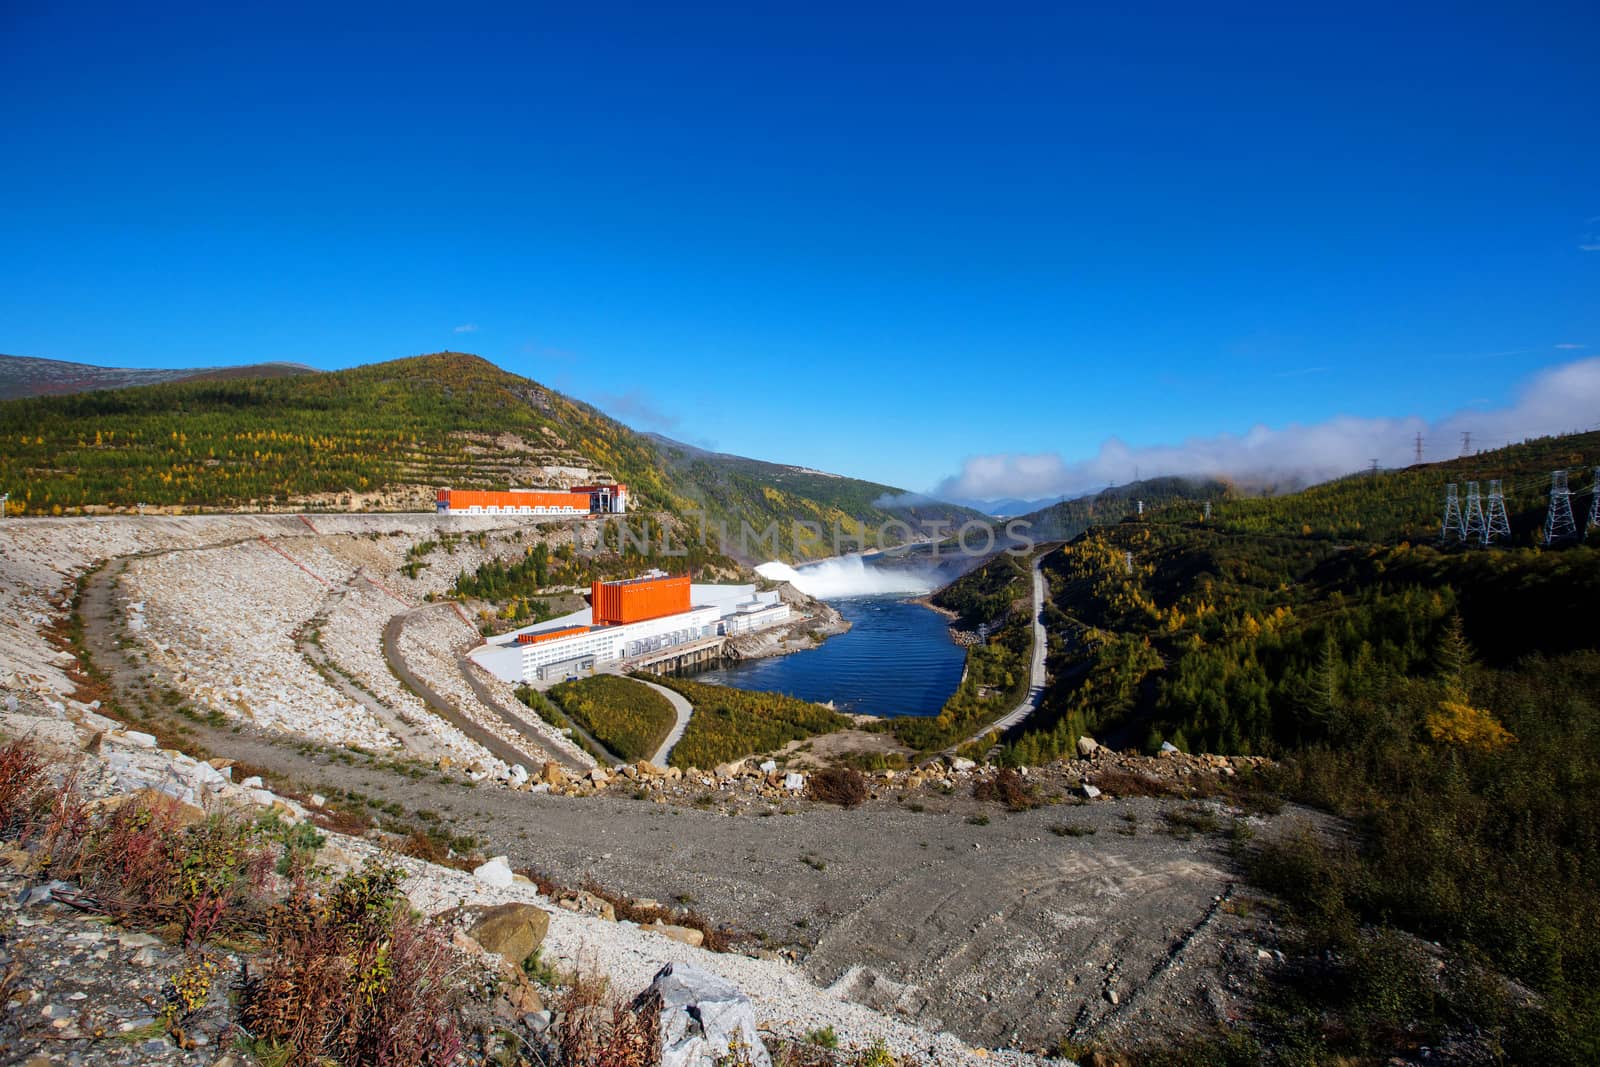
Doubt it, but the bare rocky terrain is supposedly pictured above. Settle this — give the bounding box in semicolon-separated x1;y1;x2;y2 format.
0;514;1310;1063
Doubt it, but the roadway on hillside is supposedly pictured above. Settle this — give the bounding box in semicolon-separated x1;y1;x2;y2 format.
634;677;693;766
956;549;1049;749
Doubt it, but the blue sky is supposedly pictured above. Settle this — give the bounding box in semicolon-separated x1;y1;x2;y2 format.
3;2;1596;500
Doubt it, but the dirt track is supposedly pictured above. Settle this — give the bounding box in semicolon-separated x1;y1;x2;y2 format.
70;532;1295;1055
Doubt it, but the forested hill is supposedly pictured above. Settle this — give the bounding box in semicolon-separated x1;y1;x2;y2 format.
0;352;963;560
953;430;1600;1062
1013;475;1231;541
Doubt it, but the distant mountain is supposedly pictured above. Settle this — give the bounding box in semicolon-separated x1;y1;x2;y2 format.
1012;476;1231;540
0;353;315;402
952;494;1070;518
645;432;988;543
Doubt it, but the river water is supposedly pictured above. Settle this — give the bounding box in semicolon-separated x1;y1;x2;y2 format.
693;595;965;717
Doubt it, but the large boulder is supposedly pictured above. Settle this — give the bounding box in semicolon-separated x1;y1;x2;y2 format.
469;903;550;967
634;963;771;1067
1077;735;1099;758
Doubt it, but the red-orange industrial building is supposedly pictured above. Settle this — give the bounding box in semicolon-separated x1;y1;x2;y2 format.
590;573;691;625
435;485;627;515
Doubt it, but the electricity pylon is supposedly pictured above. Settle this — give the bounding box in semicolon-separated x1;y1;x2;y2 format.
1588;467;1600;533
1484;479;1511;544
1441;483;1463;542
1462;482;1486;544
1544;470;1578;545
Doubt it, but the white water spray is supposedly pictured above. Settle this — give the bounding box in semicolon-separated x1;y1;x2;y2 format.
755;555;936;599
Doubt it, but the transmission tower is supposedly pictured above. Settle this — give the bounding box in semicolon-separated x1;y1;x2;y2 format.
1123;551;1133;575
1370;459;1380;478
1589;467;1600;532
1441;483;1463;541
1414;433;1424;464
1463;482;1486;543
1203;501;1212;522
1136;500;1144;516
1460;431;1472;456
1544;470;1578;545
1484;479;1511;544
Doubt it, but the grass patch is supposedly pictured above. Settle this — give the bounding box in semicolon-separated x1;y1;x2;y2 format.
546;675;676;763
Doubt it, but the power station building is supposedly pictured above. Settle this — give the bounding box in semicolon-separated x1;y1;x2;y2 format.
469;571;791;683
435;484;627;516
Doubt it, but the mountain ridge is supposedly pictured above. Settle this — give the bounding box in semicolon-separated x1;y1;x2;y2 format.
0;352;316;402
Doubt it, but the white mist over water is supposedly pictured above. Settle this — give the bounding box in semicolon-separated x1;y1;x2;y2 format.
756;555;936;600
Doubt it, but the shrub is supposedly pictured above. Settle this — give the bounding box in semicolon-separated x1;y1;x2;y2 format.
0;739;48;836
972;768;1036;811
1087;768;1175;798
806;768;868;808
240;862;465;1067
551;972;658;1067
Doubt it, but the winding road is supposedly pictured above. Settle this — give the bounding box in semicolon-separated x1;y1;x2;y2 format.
957;549;1050;748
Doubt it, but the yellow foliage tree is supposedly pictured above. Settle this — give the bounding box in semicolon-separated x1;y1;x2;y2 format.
1426;698;1515;752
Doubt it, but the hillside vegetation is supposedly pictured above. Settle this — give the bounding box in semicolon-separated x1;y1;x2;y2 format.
976;433;1600;1063
0;352;959;561
644;676;850;769
546;675;677;762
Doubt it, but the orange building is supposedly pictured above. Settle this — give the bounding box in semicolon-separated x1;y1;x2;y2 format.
435;489;591;513
590;573;691;625
516;625;591;646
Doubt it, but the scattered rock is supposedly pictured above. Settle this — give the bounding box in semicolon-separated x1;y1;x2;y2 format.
1077;736;1099;757
17;880;72;907
468;903;550;967
472;855;515;889
649;920;706;947
634;962;772;1067
1081;783;1102;799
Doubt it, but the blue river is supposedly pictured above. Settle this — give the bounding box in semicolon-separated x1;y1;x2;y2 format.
692;595;965;717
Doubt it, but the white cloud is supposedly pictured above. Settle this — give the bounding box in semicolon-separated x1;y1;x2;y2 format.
1555;343;1586;350
453;323;479;334
934;357;1600;501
